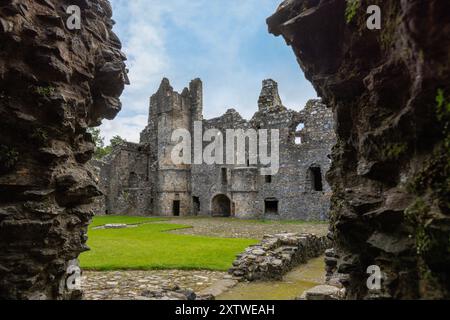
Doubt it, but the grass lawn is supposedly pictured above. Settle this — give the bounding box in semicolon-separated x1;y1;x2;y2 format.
80;216;258;271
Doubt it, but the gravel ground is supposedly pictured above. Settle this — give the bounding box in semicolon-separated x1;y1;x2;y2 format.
164;217;329;239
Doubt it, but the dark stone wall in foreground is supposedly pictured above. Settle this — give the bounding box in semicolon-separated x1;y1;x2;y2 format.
0;0;127;299
268;0;450;299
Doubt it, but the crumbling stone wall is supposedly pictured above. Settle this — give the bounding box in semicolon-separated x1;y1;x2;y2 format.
0;0;127;299
268;0;450;299
96;143;152;216
102;78;335;221
192;79;335;220
229;233;331;281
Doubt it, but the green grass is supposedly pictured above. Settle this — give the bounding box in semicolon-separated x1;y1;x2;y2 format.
80;217;257;271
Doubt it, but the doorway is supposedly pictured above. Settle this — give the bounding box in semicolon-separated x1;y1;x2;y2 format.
211;194;231;217
173;200;180;216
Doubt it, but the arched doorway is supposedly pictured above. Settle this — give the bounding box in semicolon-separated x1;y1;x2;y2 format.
211;194;231;217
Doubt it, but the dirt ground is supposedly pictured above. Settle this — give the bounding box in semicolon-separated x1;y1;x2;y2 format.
164;217;329;239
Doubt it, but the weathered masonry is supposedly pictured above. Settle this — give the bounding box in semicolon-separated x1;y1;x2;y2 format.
0;0;128;299
96;79;336;220
267;0;450;299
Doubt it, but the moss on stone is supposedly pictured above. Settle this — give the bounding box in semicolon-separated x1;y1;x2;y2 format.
405;198;432;255
345;0;360;24
382;142;408;161
406;90;450;209
403;90;450;259
436;89;450;152
31;128;49;145
0;144;19;172
34;86;55;97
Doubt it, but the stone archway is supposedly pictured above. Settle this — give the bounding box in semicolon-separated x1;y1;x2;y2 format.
211;194;231;217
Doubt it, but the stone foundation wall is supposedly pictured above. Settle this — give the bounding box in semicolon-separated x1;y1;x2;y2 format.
229;233;331;281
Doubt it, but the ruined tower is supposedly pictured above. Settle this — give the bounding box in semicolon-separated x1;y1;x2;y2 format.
144;78;203;216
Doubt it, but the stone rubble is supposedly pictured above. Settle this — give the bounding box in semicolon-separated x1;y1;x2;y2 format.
103;224;128;229
299;285;345;301
229;233;331;281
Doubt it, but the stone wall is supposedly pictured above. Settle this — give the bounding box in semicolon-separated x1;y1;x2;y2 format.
96;143;152;216
101;78;336;221
229;233;331;281
191;80;335;220
268;0;450;299
0;0;127;299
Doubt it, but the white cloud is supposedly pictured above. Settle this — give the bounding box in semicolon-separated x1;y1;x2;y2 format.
103;0;317;143
100;115;148;143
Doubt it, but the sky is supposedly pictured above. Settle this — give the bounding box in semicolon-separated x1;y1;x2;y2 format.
100;0;317;143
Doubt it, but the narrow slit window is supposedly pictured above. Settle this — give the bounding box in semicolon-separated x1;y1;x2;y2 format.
221;168;227;185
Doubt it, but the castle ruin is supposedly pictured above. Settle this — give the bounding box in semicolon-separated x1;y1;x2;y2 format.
96;78;335;220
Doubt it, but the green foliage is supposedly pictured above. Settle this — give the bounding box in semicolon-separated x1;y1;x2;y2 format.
436;89;450;153
404;89;450;257
31;128;49;144
415;228;432;255
34;86;55;97
94;146;111;159
88;128;105;149
345;0;360;24
435;89;446;115
88;128;107;159
87;128;127;159
382;143;408;161
110;135;126;147
80;216;257;271
0;144;19;171
405;198;432;255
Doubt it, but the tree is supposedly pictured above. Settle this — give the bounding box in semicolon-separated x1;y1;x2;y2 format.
88;128;104;148
87;129;127;159
88;128;109;159
110;135;126;148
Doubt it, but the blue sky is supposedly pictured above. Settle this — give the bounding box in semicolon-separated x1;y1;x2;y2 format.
100;0;317;142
